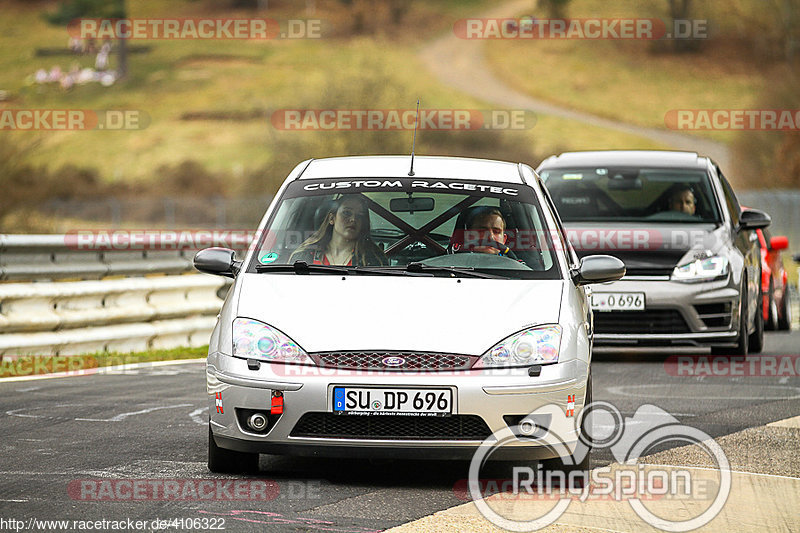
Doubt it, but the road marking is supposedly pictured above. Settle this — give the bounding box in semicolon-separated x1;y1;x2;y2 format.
0;358;206;383
607;383;800;400
767;414;800;428
638;463;800;481
189;406;208;425
7;403;195;422
76;404;194;422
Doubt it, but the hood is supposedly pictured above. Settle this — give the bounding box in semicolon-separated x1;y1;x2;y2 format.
234;274;564;355
563;222;726;274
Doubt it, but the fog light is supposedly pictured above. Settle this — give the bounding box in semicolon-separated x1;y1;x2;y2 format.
518;418;537;436
247;412;268;431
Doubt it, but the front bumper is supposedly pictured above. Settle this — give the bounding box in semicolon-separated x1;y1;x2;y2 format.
207;352;589;460
590;277;739;346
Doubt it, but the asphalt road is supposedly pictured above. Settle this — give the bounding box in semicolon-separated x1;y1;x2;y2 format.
1;331;798;533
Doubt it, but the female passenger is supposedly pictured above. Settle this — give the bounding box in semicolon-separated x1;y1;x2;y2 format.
290;195;387;266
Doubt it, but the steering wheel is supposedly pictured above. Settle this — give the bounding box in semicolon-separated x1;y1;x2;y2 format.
455;237;518;260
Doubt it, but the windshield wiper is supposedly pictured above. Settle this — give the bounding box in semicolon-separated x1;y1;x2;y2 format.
404;262;503;279
255;261;349;275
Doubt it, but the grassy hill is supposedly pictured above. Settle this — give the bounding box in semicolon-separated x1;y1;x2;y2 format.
483;0;784;145
0;0;670;190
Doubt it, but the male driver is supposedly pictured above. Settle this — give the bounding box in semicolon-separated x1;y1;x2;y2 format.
669;186;696;215
465;206;511;255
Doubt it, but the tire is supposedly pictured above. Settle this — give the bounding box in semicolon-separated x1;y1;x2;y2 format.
749;285;765;353
765;280;777;331
714;289;749;356
541;371;592;486
777;288;792;331
208;425;259;474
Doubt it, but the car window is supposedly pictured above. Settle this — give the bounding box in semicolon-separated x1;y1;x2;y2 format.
248;177;562;279
541;181;579;270
716;168;741;226
539;167;721;223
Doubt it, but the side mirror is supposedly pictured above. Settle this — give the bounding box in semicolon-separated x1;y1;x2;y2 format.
770;235;789;251
738;209;771;231
194;247;240;278
573;255;626;286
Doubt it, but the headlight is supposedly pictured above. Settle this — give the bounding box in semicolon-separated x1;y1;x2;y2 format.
474;325;562;368
671;254;729;282
232;318;313;365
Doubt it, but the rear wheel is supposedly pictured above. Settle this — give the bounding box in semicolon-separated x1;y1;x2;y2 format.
208;425;259;474
777;288;792;331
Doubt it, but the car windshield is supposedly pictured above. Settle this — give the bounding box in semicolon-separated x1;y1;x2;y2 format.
540;168;721;223
247;177;561;279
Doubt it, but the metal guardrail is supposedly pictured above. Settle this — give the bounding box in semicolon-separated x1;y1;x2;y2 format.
0;234;246;357
0;234;194;281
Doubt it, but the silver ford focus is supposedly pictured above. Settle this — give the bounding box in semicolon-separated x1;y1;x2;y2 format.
194;155;624;473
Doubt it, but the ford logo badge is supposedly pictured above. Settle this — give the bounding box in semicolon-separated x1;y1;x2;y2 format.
382;356;405;367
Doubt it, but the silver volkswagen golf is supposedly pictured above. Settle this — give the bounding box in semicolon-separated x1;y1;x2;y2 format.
194;155;624;473
537;150;771;354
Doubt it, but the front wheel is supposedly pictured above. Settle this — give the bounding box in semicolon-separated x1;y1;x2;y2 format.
208;425;259;474
749;286;765;353
712;289;749;356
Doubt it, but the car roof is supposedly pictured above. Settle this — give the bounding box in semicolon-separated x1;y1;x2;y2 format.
538;150;709;171
296;155;527;184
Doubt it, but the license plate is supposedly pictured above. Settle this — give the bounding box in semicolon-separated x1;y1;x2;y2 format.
591;292;645;311
332;387;452;416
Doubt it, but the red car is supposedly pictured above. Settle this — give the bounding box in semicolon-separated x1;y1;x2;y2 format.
757;228;792;330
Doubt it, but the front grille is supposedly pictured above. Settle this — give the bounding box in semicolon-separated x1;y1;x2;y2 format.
694;302;732;328
594;310;690;334
290;412;492;440
312;351;475;371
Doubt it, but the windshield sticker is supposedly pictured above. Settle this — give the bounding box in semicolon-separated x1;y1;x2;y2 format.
562;173;583;180
302;180;519;196
596;168;608;175
259;252;279;263
410;180;518;195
